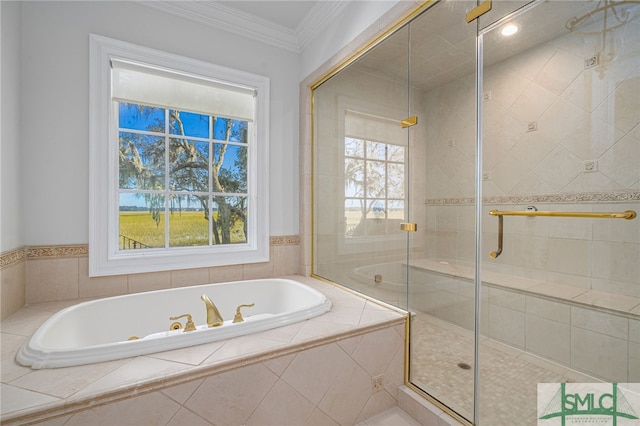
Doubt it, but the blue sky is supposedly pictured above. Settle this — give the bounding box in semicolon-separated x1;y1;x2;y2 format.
119;103;247;208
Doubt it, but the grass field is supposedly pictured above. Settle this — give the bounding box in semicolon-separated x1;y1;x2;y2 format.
119;211;245;249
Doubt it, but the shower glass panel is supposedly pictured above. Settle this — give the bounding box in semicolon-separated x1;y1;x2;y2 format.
405;1;479;423
312;0;639;425
479;1;640;425
312;26;411;310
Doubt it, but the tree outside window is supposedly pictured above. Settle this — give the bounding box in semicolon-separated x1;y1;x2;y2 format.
118;103;249;250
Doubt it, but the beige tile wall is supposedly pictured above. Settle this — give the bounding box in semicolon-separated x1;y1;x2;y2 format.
5;322;405;426
0;250;26;321
396;263;639;382
0;237;301;320
2;274;409;424
426;199;640;296
420;4;640;304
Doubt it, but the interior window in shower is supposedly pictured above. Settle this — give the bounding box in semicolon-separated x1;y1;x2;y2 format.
344;110;406;239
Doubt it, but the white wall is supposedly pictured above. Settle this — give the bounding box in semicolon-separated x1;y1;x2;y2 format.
299;0;401;80
0;1;23;252
5;0;413;250
17;1;300;246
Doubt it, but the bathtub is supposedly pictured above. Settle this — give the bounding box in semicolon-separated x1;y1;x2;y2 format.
17;278;331;369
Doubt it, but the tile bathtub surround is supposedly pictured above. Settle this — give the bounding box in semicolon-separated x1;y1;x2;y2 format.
0;236;302;317
0;276;407;425
0;251;26;321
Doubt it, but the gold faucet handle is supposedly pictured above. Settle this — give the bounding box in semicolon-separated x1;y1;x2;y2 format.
169;313;196;332
233;303;255;323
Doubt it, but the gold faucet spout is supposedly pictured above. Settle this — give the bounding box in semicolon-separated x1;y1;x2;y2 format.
201;294;224;327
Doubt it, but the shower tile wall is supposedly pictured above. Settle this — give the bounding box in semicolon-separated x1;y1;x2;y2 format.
423;15;640;295
417;7;639;384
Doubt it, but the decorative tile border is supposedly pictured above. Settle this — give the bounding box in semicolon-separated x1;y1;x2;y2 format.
0;248;26;269
26;245;89;258
270;235;300;245
0;236;301;269
425;191;640;206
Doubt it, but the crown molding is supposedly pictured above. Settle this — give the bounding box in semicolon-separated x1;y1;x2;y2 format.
139;1;302;52
296;1;350;50
138;1;348;53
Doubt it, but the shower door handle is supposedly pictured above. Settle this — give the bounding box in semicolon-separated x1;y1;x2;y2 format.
401;223;417;232
487;208;635;259
400;116;418;128
489;215;503;258
466;0;492;22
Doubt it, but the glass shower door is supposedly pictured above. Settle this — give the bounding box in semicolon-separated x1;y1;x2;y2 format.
406;1;479;423
312;1;639;424
479;1;640;425
312;25;412;310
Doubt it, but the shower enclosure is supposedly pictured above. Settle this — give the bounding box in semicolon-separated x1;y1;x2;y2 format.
311;0;639;424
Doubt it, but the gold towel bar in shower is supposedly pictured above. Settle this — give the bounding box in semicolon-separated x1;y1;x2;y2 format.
488;209;637;258
489;210;637;219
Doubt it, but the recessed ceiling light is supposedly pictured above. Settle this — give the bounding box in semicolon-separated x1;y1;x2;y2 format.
501;24;519;36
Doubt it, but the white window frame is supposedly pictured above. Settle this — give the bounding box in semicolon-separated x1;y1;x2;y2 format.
89;34;270;277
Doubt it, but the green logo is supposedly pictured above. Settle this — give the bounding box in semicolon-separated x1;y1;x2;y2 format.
538;383;639;425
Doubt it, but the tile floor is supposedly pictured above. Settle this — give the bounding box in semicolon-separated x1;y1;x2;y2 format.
410;314;601;426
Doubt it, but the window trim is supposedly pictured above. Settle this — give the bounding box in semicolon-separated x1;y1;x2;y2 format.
89;34;270;277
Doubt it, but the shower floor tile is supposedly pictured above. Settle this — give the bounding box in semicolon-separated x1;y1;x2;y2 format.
410;314;600;426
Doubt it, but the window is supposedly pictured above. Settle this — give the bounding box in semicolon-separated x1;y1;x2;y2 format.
117;103;248;249
89;35;269;276
343;110;406;239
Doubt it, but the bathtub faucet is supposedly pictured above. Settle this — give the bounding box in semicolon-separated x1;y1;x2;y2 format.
201;294;224;327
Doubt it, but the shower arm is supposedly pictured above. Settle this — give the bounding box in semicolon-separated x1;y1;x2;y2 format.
488;209;637;259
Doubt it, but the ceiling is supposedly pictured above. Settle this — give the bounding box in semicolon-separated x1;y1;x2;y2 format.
142;0;639;91
351;0;636;93
140;0;346;52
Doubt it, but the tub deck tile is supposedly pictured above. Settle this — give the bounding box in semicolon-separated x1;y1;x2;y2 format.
72;356;194;399
1;334;31;383
201;335;290;366
7;357;128;399
146;339;227;365
0;383;61;415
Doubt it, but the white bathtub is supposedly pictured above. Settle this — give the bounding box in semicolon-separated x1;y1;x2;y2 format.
17;278;331;369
